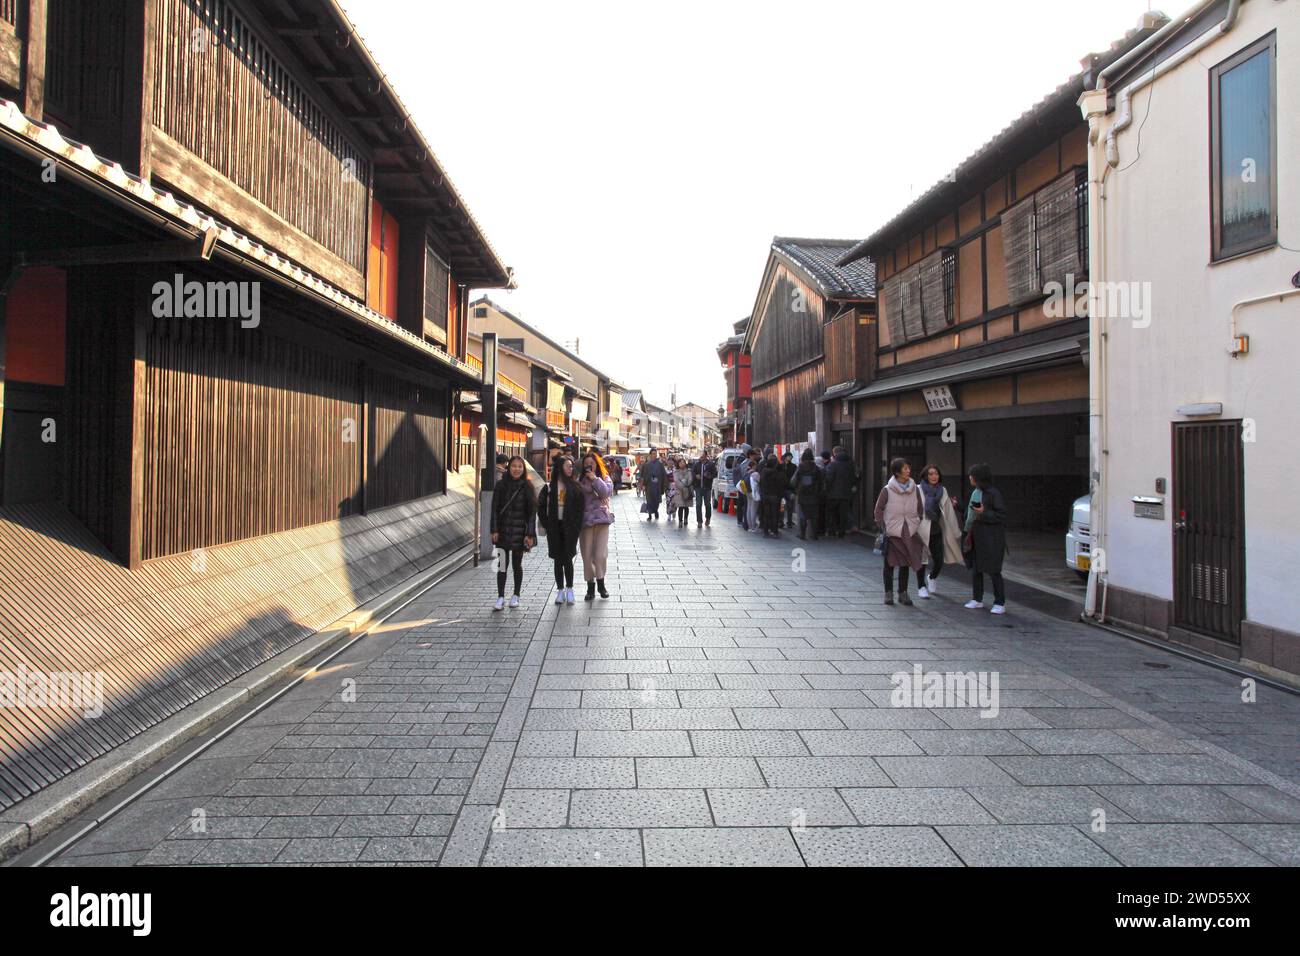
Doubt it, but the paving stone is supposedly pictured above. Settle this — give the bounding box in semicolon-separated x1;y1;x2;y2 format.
636;757;766;788
1010;729;1146;754
192;838;291;865
506;757;636;789
938;825;1121;866
992;755;1141;786
495;789;570;829
256;816;344;838
835;708;950;729
798;730;924;757
1091;785;1272;824
642;827;803;867
840;787;997;825
276;838;369;863
1213;785;1300;823
902;730;1035;756
358;837;448;862
707;788;856;827
794;826;962;866
1084;823;1272;866
733;708;846;730
516;730;577;757
523;709;632;731
757;757;893;788
570;788;712;827
482;828;644;866
965;786;1132;825
690;730;810;757
576;730;693;757
633;708;740;731
876;756;1018;787
1212;824;1300;865
1103;753;1260;785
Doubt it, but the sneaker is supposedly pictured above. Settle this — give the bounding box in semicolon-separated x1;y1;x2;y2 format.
990;604;1006;615
493;597;505;611
508;595;519;608
964;600;982;609
927;577;938;594
564;588;575;605
555;590;565;605
917;586;930;599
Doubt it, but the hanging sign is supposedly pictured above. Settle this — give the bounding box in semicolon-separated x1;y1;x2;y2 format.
922;385;957;412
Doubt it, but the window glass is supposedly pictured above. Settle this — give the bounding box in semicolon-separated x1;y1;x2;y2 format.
1215;42;1275;256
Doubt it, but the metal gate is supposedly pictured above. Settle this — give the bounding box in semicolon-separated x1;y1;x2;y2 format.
1172;420;1245;643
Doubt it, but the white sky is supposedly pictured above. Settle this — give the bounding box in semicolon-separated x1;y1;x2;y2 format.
341;0;1158;411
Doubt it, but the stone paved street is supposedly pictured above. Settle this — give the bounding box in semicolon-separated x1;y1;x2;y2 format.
48;491;1300;867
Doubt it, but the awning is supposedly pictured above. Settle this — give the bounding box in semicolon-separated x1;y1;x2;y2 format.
506;412;536;429
819;380;861;402
846;338;1082;402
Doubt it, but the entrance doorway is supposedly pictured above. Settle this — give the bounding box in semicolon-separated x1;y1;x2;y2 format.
1172;420;1245;644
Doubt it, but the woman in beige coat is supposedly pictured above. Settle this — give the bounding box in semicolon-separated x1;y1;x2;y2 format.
917;464;963;598
873;458;925;605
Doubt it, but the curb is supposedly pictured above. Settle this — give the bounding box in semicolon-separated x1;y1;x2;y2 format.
0;543;473;864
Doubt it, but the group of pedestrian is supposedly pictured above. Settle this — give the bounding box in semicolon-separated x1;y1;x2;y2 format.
488;451;615;610
873;458;1008;613
729;444;858;539
636;449;719;527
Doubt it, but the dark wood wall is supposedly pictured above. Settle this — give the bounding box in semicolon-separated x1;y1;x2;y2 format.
367;369;447;510
750;267;825;387
151;0;371;274
752;362;823;447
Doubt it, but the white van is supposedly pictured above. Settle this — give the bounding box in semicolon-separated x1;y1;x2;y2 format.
604;454;635;487
713;447;750;507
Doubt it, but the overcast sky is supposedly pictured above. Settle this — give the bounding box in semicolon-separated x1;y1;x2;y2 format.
342;0;1156;411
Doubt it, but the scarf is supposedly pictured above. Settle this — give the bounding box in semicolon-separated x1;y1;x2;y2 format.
964;487;983;532
921;480;944;518
888;476;916;495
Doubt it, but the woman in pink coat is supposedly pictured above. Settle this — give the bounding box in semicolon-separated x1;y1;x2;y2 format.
873;457;925;606
578;453;615;600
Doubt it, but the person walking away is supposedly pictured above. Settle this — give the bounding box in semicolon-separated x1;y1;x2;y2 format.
917;464;962;598
733;448;754;530
962;463;1009;614
824;446;857;537
758;456;786;537
673;456;695;526
815;451;832;536
577;453;614;600
537;455;584;604
640;451;669;520
489;455;536;610
691;450;717;527
779;452;797;528
746;459;762;533
791;449;824;540
873;457;925;605
609;458;623;495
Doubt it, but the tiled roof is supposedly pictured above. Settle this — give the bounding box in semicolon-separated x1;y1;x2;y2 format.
771;238;877;298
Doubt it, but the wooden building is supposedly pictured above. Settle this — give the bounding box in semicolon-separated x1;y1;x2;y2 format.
836;28;1157;535
741;238;876;454
0;0;513;819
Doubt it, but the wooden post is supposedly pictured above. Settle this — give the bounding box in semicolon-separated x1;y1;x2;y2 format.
121;0;157;179
22;0;46;119
112;270;148;569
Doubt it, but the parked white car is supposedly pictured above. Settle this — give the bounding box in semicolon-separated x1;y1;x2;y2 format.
713;447;749;507
1065;494;1091;578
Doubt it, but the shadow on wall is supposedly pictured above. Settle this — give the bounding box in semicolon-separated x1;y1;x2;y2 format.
0;410;474;813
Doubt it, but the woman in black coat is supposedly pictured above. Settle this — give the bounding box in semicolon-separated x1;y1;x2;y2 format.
791;449;824;540
962;462;1008;614
537;455;585;605
489;455;536;611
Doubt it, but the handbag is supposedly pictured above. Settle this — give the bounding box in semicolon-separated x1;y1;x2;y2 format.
873;532;886;555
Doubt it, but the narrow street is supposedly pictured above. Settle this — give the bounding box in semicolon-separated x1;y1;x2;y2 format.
44;491;1300;868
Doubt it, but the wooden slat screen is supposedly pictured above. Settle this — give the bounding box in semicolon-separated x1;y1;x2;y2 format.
0;1;17;26
1002;194;1038;306
918;250;950;336
824;309;856;388
752;362;823;445
751;269;824;387
898;264;925;341
1036;170;1085;291
142;312;364;559
424;245;449;333
881;273;904;345
152;0;371;272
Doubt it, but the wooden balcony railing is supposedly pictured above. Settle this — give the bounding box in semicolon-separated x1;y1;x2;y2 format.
546;409;567;430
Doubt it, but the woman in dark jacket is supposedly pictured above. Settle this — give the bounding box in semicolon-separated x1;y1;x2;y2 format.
489;455;536;610
757;456;786;537
537;455;585;605
790;449;824;540
962;462;1009;614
